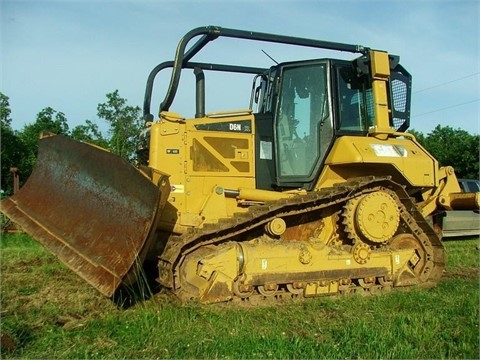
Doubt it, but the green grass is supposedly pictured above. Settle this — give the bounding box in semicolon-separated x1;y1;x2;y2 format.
1;233;479;359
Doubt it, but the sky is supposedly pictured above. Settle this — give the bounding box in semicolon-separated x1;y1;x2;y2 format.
1;0;479;135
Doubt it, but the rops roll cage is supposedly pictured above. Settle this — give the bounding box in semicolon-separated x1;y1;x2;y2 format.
143;25;369;120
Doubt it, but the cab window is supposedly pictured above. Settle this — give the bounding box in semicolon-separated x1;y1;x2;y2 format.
275;63;328;178
337;66;373;132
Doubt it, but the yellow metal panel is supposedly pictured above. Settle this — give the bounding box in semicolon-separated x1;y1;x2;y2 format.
149;112;257;231
185;114;256;177
235;238;415;289
184;177;253;218
148;121;186;174
371;79;391;131
370;50;390;79
368;50;393;135
318;136;438;188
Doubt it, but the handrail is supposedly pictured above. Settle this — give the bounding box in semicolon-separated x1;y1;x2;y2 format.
145;25;369;117
143;61;265;117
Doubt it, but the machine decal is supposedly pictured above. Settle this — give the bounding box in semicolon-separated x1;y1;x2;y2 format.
261;259;268;270
260;141;273;160
195;120;252;133
371;144;407;157
166;149;180;154
171;185;185;193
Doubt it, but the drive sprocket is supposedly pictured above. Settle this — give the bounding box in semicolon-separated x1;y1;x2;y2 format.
343;190;400;244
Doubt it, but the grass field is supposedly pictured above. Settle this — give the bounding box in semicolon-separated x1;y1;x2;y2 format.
1;233;479;359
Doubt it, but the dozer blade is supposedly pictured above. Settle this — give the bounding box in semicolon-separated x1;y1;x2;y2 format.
1;135;170;297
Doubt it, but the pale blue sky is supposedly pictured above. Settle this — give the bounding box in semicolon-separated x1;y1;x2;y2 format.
1;0;479;134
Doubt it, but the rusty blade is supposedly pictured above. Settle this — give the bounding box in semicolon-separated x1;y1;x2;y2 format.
0;135;170;297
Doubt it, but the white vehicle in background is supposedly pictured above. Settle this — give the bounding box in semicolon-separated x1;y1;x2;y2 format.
442;179;480;238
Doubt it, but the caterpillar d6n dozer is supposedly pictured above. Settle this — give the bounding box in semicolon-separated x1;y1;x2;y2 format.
2;26;479;303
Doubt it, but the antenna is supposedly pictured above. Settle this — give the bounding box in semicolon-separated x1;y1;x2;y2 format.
261;49;279;65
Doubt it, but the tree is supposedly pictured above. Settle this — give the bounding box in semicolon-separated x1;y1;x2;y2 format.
1;90;144;194
71;119;108;148
18;107;70;180
97;90;143;162
410;125;479;179
20;107;69;148
0;93;29;194
0;92;12;127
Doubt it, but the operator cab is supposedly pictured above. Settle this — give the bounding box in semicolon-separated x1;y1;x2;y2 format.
253;58;411;191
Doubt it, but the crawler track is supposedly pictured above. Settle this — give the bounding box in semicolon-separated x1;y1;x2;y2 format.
158;176;445;302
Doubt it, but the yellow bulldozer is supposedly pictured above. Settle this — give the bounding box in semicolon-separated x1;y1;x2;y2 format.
2;26;478;303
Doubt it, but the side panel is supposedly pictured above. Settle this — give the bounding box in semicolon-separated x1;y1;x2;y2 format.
317;135;438;189
148;112;257;231
185;114;256;222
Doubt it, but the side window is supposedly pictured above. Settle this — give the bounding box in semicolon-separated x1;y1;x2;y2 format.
458;180;480;192
253;69;277;114
251;74;266;113
466;181;480;192
337;66;373;131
